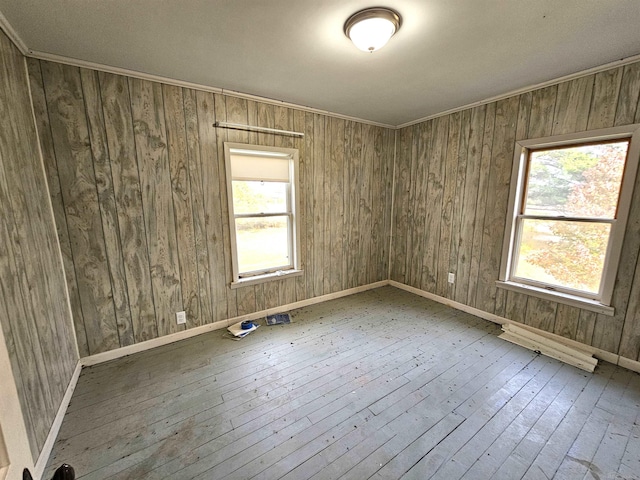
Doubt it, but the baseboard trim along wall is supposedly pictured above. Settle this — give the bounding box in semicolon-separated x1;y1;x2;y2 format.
34;361;82;479
388;280;640;374
81;280;388;367
80;279;640;375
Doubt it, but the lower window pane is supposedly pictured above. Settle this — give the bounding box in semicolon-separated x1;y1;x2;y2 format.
514;219;610;295
236;216;290;274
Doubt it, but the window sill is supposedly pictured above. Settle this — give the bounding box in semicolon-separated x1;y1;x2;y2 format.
231;269;303;289
495;280;615;316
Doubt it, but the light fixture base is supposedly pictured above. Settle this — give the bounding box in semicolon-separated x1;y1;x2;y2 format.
344;7;402;52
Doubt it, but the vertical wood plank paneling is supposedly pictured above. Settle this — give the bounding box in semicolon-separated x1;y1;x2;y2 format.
525;297;558;331
455;105;486;304
390;126;411;283
615;62;640;126
587;68;624;130
329;117;346;293
552;75;594;135
0;163;53;454
183;88;214;324
312;114;326;296
0;32;77;458
392;59;640;360
475;97;519;313
99;72;157;343
467;103;495;306
42;62;119;354
447;109;471;299
553;304;580;340
304;112;315;298
163;84;201;326
369;126;387;283
379;128;395;280
528;85;557;138
345;121;361;289
81;69;135;347
408;122;428;288
421;117;449;292
197;91;228;321
129;78;183;337
293;109;308;301
358;123;374;287
27;58;89;357
436;112;461;297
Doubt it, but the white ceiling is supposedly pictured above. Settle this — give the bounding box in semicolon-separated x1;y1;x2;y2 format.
1;0;640;126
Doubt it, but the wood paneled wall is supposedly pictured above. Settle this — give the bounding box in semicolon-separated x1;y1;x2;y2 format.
0;32;78;459
27;60;395;357
391;61;640;361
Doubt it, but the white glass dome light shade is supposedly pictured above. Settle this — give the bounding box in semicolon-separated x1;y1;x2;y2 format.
344;7;402;53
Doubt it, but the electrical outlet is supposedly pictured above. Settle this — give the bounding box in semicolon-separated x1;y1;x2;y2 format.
176;311;187;325
448;273;455;284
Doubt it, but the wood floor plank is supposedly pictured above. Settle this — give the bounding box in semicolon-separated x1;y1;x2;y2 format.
44;287;640;480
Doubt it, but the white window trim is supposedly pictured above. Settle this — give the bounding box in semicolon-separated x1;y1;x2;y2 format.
224;142;302;288
497;124;640;316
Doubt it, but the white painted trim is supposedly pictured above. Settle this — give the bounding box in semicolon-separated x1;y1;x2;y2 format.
81;281;388;366
498;124;640;310
25;50;394;129
387;280;626;367
0;314;33;480
33;362;81;480
0;10;28;55
495;281;615;316
396;53;640;129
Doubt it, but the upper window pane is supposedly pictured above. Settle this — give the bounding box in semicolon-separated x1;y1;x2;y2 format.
232;181;288;215
523;141;628;218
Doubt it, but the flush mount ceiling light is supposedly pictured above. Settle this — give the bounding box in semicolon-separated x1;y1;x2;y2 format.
344;7;402;52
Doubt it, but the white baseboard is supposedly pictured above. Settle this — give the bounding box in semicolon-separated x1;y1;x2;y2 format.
34;360;82;479
81;281;388;367
388;280;640;374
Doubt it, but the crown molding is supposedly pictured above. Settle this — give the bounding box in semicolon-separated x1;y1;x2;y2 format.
396;52;640;129
2;7;639;130
0;9;28;54
28;49;396;129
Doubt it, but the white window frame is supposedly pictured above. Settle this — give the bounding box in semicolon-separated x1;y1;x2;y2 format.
224;142;302;288
497;124;640;316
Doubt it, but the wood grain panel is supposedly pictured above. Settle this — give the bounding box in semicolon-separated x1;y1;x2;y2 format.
98;72;158;343
393;58;640;360
163;84;201;326
29;61;393;355
0;31;77;458
26;58;89;357
475;97;519;313
467;104;495;306
81;69;135;347
41;62;119;354
454;106;486;304
183;89;214;325
129;78;183;337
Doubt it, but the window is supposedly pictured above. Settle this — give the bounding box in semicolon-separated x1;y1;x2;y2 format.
224;143;301;287
498;125;640;314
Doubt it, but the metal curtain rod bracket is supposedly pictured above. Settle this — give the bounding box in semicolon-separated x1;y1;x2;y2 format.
214;121;305;138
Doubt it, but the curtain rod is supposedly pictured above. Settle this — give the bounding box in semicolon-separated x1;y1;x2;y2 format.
214;121;304;138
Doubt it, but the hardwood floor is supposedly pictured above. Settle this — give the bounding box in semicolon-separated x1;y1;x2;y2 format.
45;286;640;479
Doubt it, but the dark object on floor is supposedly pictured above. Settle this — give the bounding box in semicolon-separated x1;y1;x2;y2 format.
240;320;254;330
266;313;291;325
23;464;75;480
